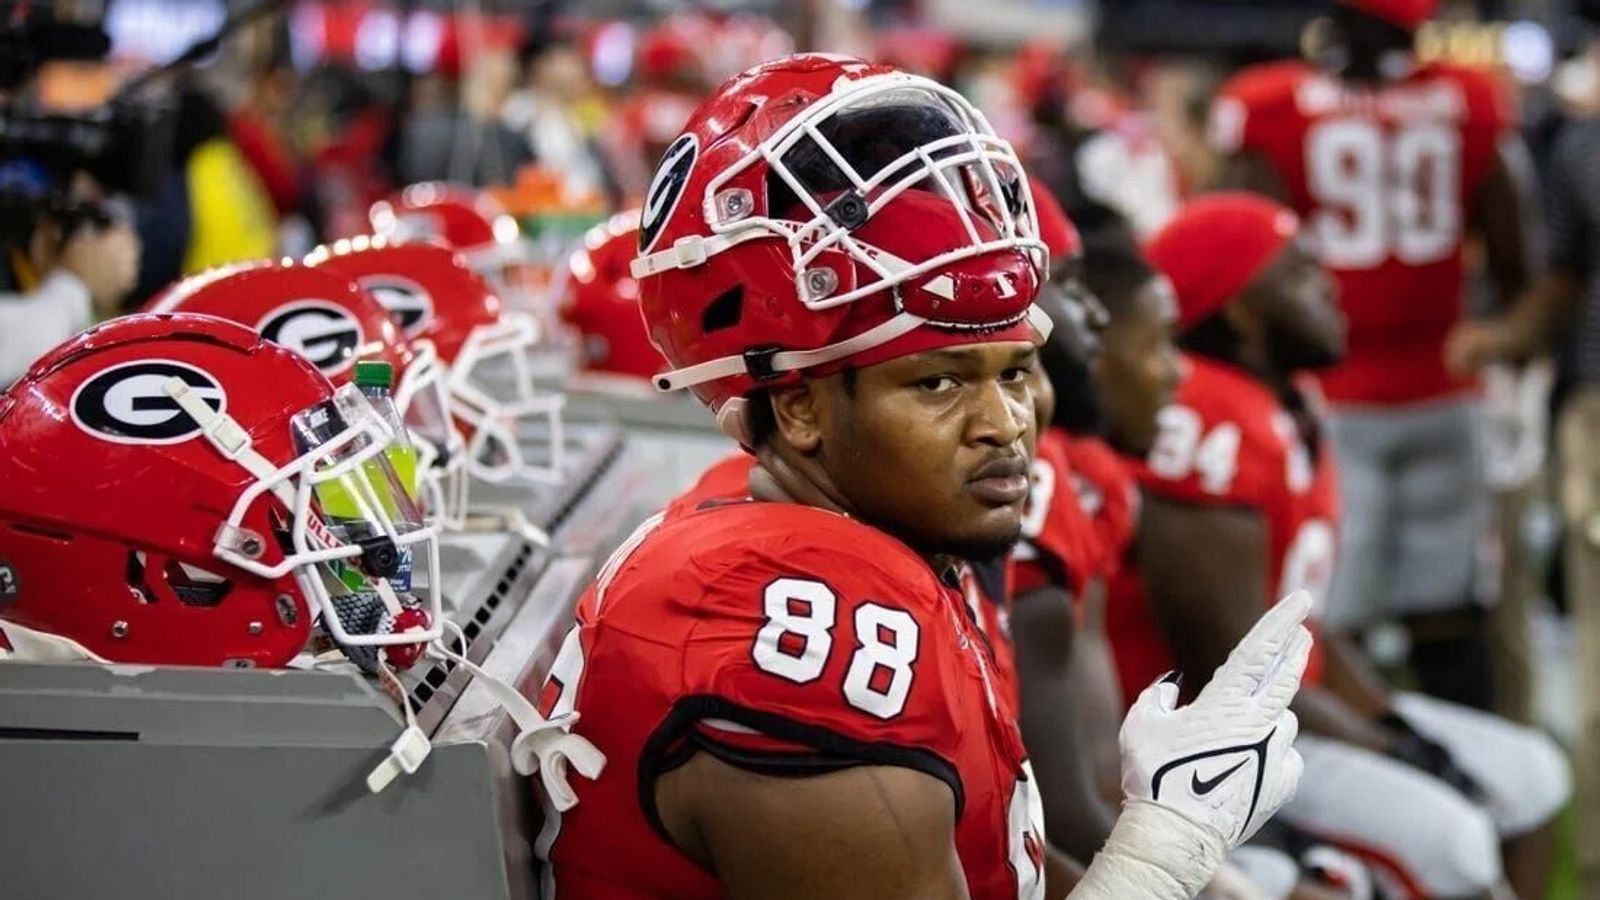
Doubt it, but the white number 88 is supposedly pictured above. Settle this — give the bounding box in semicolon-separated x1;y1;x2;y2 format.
753;578;921;720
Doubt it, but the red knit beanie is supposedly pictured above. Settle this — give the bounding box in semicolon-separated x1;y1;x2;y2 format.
1029;177;1082;262
1143;193;1300;331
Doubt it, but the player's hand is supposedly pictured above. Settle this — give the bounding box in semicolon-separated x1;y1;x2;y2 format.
58;222;140;318
1119;590;1312;847
1443;318;1512;377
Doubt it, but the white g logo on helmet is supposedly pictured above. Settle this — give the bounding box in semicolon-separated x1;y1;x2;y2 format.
70;360;226;445
358;276;434;339
639;133;698;253
257;301;365;376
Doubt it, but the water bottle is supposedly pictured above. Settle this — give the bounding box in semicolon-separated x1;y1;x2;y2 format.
354;360;418;592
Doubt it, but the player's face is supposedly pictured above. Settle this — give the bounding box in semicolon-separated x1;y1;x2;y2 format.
1038;255;1108;367
1095;276;1181;456
1248;244;1345;372
816;342;1037;560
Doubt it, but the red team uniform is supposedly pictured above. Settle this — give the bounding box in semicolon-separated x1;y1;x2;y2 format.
957;555;1022;708
1017;428;1139;602
1107;356;1339;703
534;474;1048;899
679;452;1031;715
1210;60;1513;405
1060;434;1140;582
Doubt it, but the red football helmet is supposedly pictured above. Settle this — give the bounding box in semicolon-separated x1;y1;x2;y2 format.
307;238;566;486
1027;178;1104;368
637;11;795;88
368;183;533;302
631;53;1049;440
558;210;667;383
0;314;441;669
636;13;712;87
144;261;467;530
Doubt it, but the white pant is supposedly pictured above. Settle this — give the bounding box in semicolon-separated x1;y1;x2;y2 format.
1325;398;1488;629
1278;693;1570;897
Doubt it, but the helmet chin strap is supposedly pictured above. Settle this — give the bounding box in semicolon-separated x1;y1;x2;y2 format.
368;620;605;808
0;620;110;663
165;377;288;494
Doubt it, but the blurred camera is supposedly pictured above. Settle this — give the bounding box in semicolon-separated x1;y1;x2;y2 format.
0;3;174;268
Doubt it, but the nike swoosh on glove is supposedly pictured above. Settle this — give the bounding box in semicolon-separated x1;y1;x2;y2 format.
1119;589;1313;846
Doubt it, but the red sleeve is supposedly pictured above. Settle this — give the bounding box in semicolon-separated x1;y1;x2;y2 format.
667;513;968;789
1438;65;1518;196
1062;435;1140;578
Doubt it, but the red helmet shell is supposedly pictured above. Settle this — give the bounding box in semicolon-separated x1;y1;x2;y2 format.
144;260;412;384
369;183;512;254
559;211;667;380
0;314;334;666
1030;178;1082;263
636;53;1044;414
306;238;505;369
637;14;711;85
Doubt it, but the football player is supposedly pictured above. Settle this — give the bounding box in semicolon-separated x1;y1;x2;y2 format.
527;55;1311;900
1027;235;1362;900
1209;0;1538;709
1018;236;1175;824
1113;194;1569;899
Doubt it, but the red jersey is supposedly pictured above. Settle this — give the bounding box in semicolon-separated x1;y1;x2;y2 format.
675;453;1027;714
1017;429;1145;598
1062;433;1139;579
1106;356;1338;705
1016;429;1139;597
533;500;1047;899
1211;60;1514;406
1016;429;1101;597
958;556;1021;711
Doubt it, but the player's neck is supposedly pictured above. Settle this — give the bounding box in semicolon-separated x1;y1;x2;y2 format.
750;447;971;572
750;445;854;518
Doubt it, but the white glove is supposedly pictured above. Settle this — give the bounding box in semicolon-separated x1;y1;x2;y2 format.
1119;589;1312;847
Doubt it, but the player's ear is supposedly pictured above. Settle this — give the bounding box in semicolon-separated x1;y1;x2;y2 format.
770;383;824;454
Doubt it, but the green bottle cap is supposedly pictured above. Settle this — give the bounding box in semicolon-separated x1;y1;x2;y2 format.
353;360;394;389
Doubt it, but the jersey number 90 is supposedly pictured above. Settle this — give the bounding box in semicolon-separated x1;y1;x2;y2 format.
1306;120;1461;269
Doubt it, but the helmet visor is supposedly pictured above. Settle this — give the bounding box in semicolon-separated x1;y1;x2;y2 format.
396;341;469;528
212;384;443;656
704;72;1044;318
771;86;1028;241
